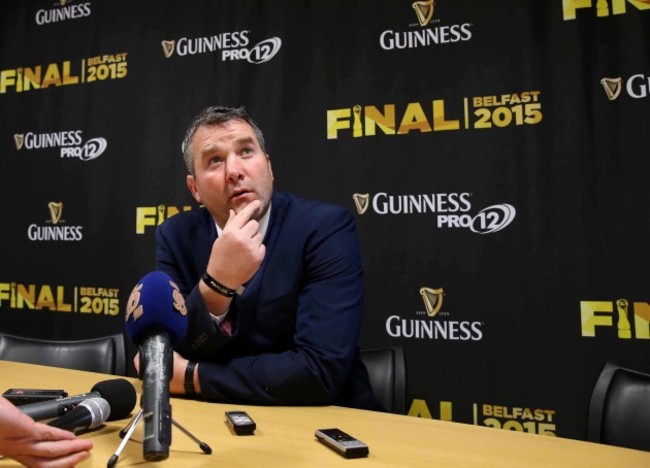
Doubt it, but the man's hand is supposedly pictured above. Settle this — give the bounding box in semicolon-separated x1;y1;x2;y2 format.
207;199;266;290
133;351;198;396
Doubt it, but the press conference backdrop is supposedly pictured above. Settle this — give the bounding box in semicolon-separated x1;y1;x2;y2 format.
1;0;648;443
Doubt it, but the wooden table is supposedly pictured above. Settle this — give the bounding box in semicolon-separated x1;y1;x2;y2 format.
1;360;648;467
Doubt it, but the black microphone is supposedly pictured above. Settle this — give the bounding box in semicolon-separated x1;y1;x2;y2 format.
48;397;110;434
125;271;188;462
19;378;136;422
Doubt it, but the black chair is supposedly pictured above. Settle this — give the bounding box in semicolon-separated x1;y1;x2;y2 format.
587;362;650;452
360;345;407;414
0;332;127;376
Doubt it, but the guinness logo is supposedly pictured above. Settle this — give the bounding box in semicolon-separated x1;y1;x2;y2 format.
353;193;370;214
14;134;24;150
412;0;435;27
600;77;622;101
161;40;175;58
48;201;63;225
420;287;444;317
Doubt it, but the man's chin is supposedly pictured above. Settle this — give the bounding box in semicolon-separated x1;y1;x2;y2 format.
232;197;261;215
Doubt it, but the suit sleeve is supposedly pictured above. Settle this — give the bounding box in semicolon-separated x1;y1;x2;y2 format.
155;217;232;357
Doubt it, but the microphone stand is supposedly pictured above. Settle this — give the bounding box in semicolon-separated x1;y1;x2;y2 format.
107;408;212;467
107;335;211;467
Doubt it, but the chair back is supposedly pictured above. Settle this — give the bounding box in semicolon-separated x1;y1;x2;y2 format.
360;345;406;414
587;362;650;451
0;332;126;375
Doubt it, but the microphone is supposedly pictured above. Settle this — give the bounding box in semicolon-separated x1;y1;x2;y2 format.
125;271;188;462
19;378;136;422
48;397;110;434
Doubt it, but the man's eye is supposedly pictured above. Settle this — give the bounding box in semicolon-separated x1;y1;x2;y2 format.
209;157;224;165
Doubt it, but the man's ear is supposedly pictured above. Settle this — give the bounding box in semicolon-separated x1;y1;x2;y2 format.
187;175;201;203
266;154;274;180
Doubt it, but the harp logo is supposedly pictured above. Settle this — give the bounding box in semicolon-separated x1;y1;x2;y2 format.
48;202;63;225
161;40;175;58
600;74;650;100
420;287;444;317
601;77;622;100
352;193;370;215
412;0;435;27
13;134;24;150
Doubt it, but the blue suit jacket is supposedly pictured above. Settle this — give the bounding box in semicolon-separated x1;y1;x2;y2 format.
156;192;381;410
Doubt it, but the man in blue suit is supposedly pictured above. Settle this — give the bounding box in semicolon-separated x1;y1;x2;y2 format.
155;105;381;411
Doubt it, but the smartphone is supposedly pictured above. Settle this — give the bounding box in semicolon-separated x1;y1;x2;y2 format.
225;410;256;435
315;428;369;458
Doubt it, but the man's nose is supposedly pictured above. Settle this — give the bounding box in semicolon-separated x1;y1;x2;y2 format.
225;155;243;181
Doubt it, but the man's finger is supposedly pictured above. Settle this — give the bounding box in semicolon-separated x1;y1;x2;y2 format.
225;200;261;229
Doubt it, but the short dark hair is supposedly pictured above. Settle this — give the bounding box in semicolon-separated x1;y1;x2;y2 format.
181;105;266;175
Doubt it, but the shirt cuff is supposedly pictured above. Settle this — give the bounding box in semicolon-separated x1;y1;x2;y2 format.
209;308;230;325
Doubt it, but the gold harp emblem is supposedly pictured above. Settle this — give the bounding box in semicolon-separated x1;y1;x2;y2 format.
48;201;63;225
420;287;444;317
412;0;435;27
161;40;176;58
600;77;622;101
352;193;370;215
13;134;25;150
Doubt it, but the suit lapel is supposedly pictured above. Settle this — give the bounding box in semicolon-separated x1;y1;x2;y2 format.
195;208;217;277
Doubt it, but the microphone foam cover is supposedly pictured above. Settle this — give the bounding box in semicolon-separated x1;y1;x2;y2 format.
91;378;137;421
124;271;188;347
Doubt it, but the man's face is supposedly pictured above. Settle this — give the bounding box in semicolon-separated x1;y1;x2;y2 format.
186;119;274;228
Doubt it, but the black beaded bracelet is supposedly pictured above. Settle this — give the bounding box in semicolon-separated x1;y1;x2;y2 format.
184;361;197;397
202;272;243;298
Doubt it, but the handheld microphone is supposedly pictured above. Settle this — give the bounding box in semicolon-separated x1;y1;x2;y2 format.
48;397;110;434
19;378;136;422
125;271;188;462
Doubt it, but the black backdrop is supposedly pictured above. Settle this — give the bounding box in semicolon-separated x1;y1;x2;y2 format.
1;0;649;441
